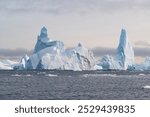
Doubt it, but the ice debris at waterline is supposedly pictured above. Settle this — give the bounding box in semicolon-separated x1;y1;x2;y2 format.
1;27;150;71
97;29;134;70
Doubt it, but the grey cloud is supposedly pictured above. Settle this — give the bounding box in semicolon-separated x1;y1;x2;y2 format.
0;47;150;58
135;41;150;47
0;48;32;57
92;47;116;57
134;48;150;57
1;0;150;14
92;47;150;57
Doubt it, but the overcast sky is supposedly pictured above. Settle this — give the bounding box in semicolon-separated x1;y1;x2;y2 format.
0;0;150;58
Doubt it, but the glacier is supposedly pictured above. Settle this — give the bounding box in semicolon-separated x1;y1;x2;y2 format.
98;28;135;70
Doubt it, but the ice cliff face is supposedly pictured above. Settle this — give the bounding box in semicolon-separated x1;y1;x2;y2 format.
100;55;121;70
99;28;135;70
67;43;96;70
17;27;96;71
14;55;29;70
27;44;65;70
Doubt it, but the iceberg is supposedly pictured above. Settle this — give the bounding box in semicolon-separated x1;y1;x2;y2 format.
66;43;96;70
0;61;12;69
12;27;137;71
1;26;150;71
117;29;134;70
26;43;96;70
134;57;150;71
0;59;18;69
15;27;96;71
98;28;135;70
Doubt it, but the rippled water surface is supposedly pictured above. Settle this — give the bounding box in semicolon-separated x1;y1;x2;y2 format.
0;70;150;100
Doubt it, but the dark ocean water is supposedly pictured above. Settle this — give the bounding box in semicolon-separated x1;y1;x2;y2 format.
0;70;150;100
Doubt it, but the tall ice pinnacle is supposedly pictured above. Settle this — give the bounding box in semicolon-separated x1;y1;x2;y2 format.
117;28;134;70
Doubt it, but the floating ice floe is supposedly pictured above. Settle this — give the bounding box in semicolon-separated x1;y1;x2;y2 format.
11;74;22;77
25;74;32;77
45;74;58;77
139;74;145;76
143;85;150;89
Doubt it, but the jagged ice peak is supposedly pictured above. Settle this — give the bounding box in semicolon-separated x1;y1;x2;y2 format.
40;26;48;38
78;43;82;47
